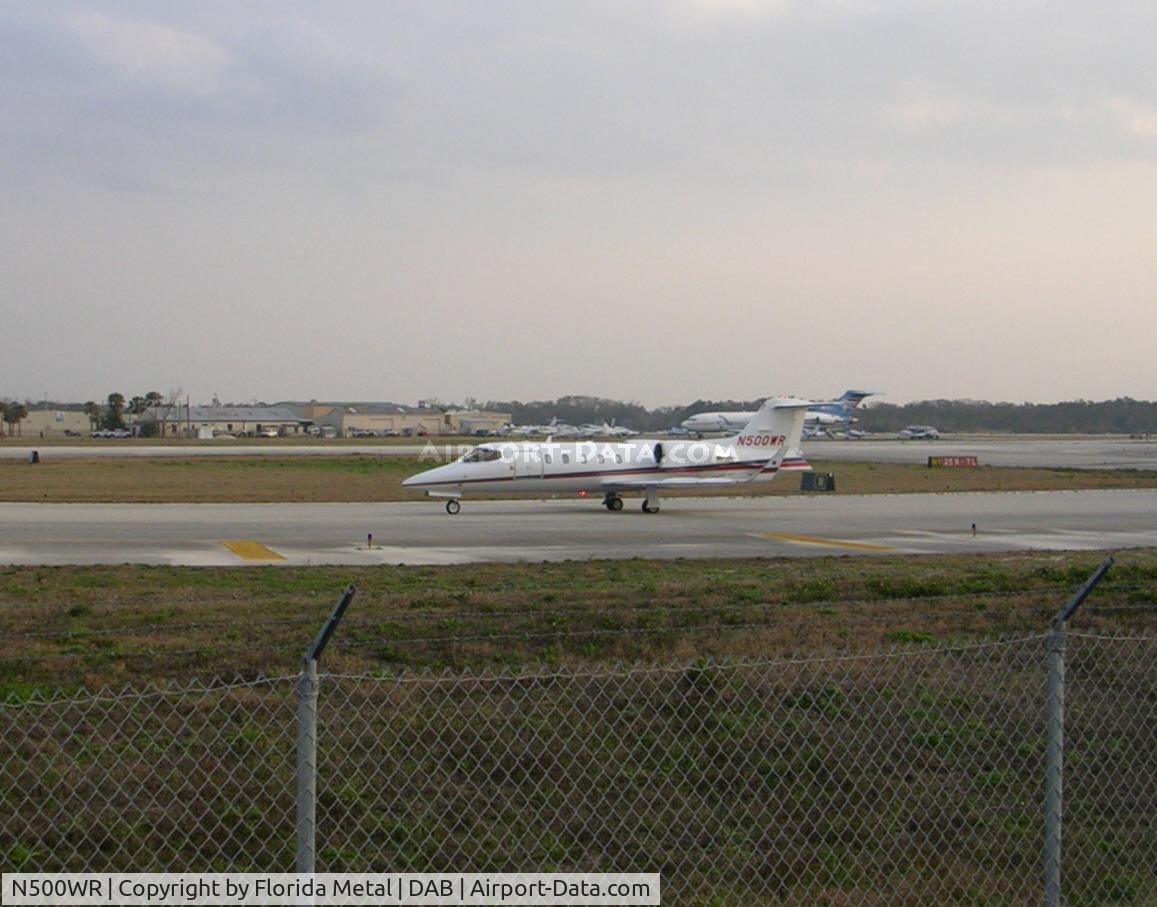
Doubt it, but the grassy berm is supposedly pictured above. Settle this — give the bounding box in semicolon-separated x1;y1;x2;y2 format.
1;552;1153;904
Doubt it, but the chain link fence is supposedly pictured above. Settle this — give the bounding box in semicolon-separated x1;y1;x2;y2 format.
0;676;298;871
2;634;1153;904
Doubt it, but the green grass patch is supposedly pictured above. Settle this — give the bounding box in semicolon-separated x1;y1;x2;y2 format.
0;550;1152;691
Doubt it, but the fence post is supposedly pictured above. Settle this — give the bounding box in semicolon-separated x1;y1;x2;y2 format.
1043;558;1113;907
1044;621;1065;907
296;656;319;873
296;584;356;874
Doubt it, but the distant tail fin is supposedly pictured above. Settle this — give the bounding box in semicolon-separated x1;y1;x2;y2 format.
837;390;876;409
731;398;812;468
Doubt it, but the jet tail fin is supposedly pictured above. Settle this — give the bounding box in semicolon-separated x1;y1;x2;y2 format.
731;398;813;469
837;390;876;409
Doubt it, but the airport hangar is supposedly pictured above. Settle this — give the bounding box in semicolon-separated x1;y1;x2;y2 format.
12;404;511;439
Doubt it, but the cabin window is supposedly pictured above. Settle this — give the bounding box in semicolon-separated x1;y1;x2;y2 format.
544;453;553;464
462;447;502;464
616;454;623;463
562;453;570;464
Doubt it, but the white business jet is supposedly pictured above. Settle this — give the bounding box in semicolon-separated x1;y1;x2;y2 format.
404;397;812;514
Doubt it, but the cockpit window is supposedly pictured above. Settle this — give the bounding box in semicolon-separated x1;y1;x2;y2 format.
462;446;502;464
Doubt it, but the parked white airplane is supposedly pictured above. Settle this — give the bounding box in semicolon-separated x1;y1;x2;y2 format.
679;410;755;434
898;424;940;440
682;390;877;436
404;397;813;514
579;421;639;438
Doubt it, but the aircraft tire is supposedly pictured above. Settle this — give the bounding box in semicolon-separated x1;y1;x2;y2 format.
606;497;624;512
445;500;461;515
642;501;660;514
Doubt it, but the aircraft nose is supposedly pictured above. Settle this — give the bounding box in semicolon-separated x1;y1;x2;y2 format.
403;467;434;487
404;463;455;487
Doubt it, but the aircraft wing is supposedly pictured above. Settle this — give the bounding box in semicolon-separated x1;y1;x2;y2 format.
599;475;763;490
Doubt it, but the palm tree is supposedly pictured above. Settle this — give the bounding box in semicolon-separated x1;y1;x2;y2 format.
5;402;28;437
138;391;165;438
83;401;102;431
103;393;126;431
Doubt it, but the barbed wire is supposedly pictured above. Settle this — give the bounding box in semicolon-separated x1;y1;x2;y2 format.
3;632;1089;697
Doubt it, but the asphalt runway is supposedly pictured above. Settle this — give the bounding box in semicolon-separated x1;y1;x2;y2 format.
3;490;1155;566
810;436;1157;470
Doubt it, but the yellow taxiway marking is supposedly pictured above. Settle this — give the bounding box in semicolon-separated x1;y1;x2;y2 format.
222;539;286;561
750;532;895;552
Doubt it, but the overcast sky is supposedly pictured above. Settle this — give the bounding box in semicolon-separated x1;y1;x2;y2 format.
2;1;1154;407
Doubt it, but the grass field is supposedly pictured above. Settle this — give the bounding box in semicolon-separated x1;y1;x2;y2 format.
2;549;1153;695
3;454;1156;502
1;550;1153;903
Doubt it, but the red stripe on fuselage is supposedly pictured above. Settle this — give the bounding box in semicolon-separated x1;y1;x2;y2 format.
407;459;776;488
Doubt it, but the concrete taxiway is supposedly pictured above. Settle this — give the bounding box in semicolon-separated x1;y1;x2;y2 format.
2;490;1154;566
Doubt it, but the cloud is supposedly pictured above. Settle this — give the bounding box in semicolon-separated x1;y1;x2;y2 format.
883;88;1017;129
884;93;967;127
66;13;229;95
1107;98;1157;138
688;0;793;16
686;0;876;19
0;8;401;194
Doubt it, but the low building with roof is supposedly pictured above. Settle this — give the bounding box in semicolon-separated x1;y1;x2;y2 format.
317;405;511;437
8;409;92;438
135;405;309;438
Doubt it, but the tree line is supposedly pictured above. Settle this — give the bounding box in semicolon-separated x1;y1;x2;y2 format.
854;398;1156;434
1;391;179;436
480;395;1156;435
3;393;1154;436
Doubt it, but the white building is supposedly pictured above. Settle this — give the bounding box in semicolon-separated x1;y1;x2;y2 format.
135;405;309;438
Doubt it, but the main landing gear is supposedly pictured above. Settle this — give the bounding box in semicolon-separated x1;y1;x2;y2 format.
604;490;660;513
445;499;461;515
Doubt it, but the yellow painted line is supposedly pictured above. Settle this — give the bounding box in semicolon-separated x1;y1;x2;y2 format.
749;532;895;552
222;539;286;561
